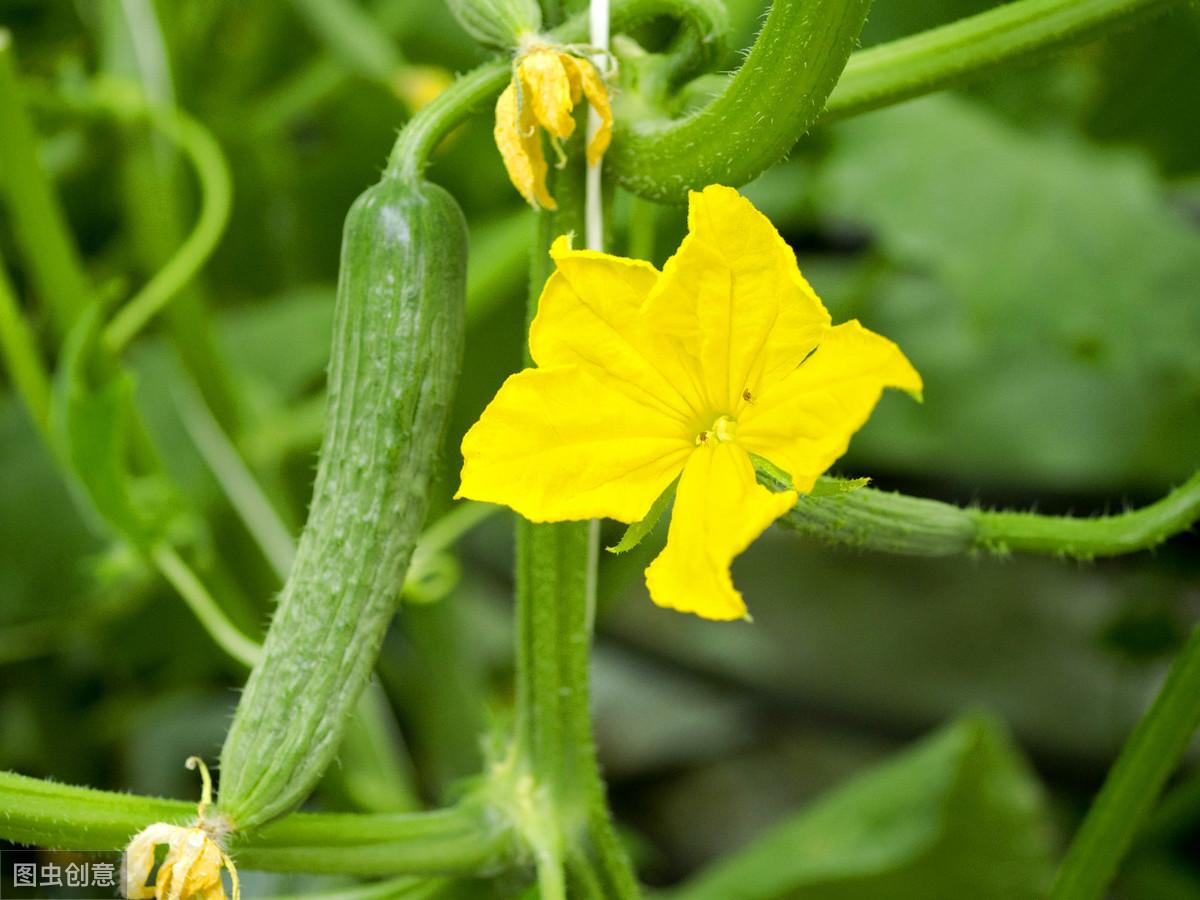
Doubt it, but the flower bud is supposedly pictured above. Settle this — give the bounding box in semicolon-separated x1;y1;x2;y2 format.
446;0;541;48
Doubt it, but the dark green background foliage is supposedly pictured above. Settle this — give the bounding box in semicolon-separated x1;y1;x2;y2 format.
0;0;1198;897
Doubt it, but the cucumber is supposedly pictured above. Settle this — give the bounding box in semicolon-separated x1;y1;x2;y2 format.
218;176;467;829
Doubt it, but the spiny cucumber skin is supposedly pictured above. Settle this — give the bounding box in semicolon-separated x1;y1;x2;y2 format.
218;177;467;829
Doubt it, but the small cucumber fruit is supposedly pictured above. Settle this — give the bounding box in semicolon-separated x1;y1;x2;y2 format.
219;176;467;828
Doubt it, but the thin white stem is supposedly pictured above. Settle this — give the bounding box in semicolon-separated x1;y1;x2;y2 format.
584;0;610;634
584;0;609;252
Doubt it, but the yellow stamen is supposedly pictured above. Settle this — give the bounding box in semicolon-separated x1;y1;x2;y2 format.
186;756;213;821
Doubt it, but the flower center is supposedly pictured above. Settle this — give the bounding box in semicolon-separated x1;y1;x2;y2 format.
696;415;737;446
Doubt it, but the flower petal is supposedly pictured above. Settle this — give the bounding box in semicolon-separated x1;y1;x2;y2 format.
641;185;832;415
738;319;923;491
457;365;692;523
645;442;796;620
153;829;225;900
530;238;699;424
518;48;576;139
494;82;555;210
124;824;180;899
565;56;612;164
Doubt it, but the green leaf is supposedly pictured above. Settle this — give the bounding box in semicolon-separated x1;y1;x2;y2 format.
811;95;1200;490
607;477;677;554
0;393;103;629
749;453;795;491
49;305;162;547
752;456;868;498
808;476;871;498
666;714;1052;900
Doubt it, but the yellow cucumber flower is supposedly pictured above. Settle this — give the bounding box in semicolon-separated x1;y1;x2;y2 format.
494;41;612;209
457;185;922;620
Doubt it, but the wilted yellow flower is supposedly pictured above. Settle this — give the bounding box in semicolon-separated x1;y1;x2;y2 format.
457;185;922;620
122;759;238;900
494;42;612;209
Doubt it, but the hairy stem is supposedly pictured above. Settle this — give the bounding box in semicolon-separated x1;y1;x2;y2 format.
606;0;872;201
778;472;1200;559
513;163;640;900
0;771;511;877
822;0;1183;122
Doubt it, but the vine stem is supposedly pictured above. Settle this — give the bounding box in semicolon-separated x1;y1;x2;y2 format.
0;770;511;877
607;0;871;201
0;251;52;438
95;0;242;434
821;0;1182;123
102;102;233;353
779;472;1200;559
151;544;263;667
0;29;91;337
175;379;297;578
18;73;238;418
381;0;1184;207
973;473;1200;556
514;166;640;898
0;63;255;682
1049;626;1200;900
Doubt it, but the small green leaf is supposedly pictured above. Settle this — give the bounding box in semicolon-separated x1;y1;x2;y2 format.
49;305;171;550
50;307;157;547
751;457;869;498
607;477;677;554
749;453;795;491
809;475;872;497
813;95;1200;489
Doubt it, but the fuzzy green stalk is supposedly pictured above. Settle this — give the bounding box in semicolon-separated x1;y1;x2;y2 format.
822;0;1183;122
778;473;1200;560
0;771;511;877
606;0;872;201
509;161;641;900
